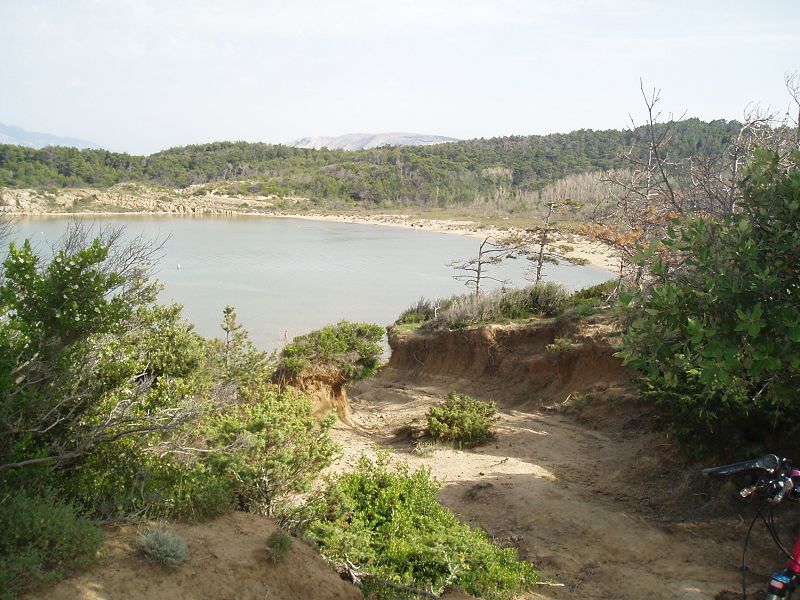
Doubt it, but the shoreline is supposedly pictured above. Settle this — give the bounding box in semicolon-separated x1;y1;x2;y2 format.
5;208;619;273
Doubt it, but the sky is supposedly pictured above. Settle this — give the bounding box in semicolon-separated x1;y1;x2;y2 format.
1;0;798;155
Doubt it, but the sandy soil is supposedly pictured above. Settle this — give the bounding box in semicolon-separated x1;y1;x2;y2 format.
331;321;786;600
25;512;363;600
27;318;790;599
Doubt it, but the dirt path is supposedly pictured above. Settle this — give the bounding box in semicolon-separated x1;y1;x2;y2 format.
333;374;757;600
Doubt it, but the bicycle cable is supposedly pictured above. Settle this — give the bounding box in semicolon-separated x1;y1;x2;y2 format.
742;503;764;600
756;503;794;560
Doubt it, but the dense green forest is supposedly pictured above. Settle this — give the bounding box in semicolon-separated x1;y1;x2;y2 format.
0;119;740;209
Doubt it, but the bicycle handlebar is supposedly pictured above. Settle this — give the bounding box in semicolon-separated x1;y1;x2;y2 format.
703;454;780;477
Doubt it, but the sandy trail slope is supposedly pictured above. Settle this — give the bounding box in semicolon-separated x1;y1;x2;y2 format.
336;363;776;600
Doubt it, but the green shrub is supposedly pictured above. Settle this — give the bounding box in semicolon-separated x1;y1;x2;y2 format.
427;392;498;448
138;527;189;567
571;279;616;302
546;337;572;353
202;384;339;512
265;531;293;564
568;279;617;317
0;491;103;599
278;321;384;381
521;281;572;316
618;150;800;458
305;452;539;599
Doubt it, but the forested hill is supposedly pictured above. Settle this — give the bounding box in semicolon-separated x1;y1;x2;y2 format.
0;119;740;208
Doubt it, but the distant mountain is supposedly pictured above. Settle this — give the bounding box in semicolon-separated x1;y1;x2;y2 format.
291;132;459;151
0;122;101;150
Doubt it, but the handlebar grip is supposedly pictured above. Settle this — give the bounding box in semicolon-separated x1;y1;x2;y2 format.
703;454;780;476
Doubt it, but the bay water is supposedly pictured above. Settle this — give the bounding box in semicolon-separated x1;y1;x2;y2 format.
7;216;613;351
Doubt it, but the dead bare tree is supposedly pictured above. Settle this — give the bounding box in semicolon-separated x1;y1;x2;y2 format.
583;75;800;294
524;198;588;283
448;236;522;296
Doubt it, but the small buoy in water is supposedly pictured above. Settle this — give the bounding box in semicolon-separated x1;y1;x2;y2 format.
177;263;181;270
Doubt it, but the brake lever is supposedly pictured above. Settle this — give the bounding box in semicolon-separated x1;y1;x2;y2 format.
769;477;795;505
740;484;758;499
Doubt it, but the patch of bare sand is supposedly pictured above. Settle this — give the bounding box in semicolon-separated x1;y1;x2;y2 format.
27;512;362;600
332;322;773;600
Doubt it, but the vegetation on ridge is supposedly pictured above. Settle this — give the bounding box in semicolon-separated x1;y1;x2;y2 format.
0;119;741;213
396;280;614;331
0;226;340;596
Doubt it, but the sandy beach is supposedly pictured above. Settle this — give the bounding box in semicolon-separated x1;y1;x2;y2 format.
270;212;620;272
0;186;619;272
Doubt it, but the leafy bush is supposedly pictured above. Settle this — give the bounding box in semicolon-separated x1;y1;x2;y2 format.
0;229;336;532
265;531;293;564
138;527;189;567
278;321;384;381
427;392;498;448
618;150;800;457
305;452;539;599
0;491;103;599
202;384;339;513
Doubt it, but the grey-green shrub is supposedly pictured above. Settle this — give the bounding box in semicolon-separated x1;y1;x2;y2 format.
138;527;189;567
265;531;293;564
421;282;570;330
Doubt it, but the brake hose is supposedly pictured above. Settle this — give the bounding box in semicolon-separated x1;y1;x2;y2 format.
741;504;763;600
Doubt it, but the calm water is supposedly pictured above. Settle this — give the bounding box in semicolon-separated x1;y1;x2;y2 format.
7;216;613;351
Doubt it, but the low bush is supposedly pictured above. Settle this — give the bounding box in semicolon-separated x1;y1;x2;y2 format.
427;392;498;448
265;531;293;564
305;452;539;599
396;280;615;331
138;527;189;567
0;491;103;599
396;297;442;324
278;321;384;381
546;336;572;353
403;283;571;331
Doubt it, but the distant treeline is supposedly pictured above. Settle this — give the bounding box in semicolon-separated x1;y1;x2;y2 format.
0;119;741;209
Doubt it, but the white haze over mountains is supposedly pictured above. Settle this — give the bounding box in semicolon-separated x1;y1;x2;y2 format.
0;123;101;150
0;122;457;153
291;132;459;151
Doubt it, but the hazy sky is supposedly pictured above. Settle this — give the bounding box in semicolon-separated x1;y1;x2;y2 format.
1;0;798;154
